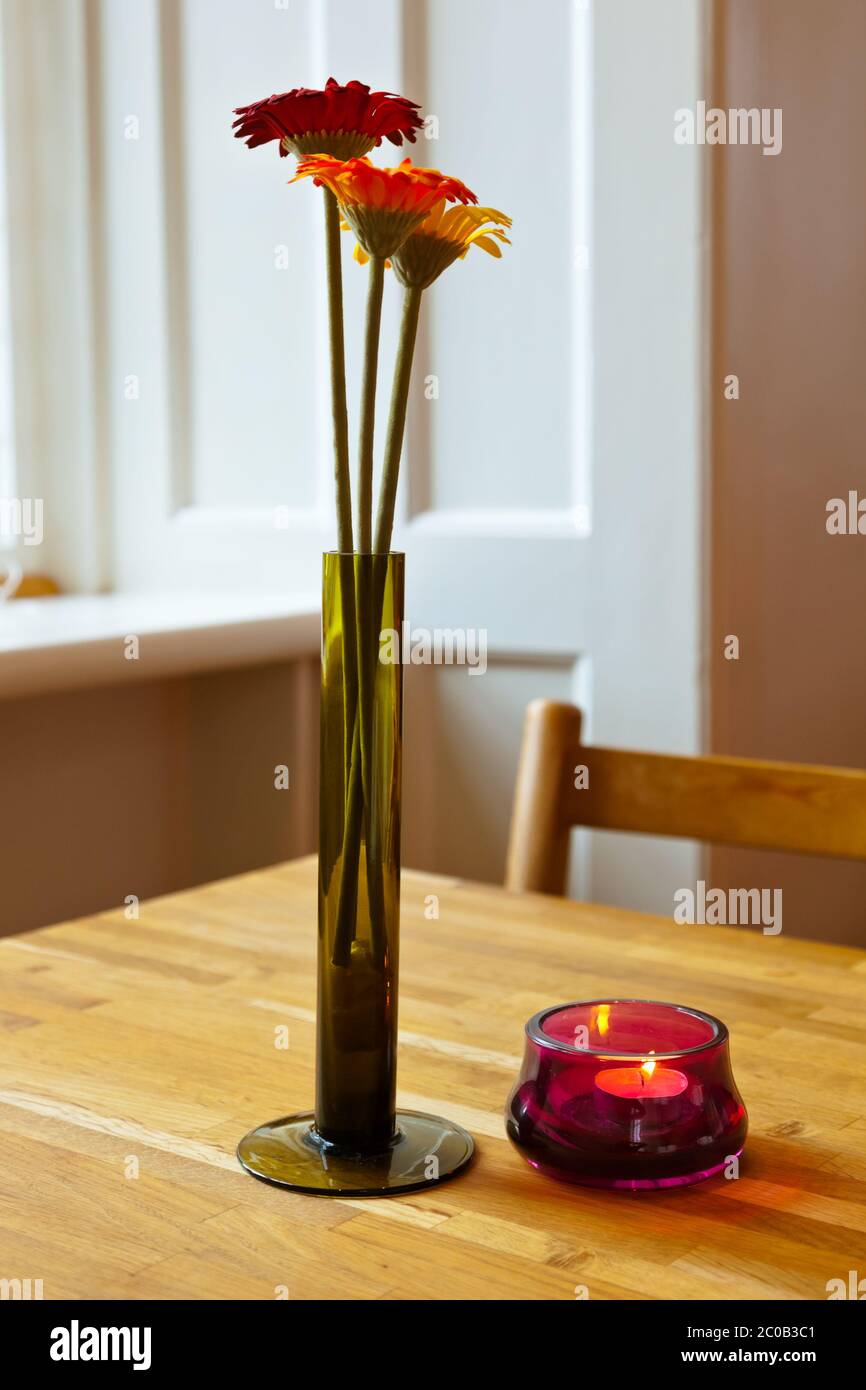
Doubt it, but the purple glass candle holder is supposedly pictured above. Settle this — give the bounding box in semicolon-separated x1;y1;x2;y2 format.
506;1000;747;1191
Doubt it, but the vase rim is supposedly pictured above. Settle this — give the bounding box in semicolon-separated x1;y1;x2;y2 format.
324;550;405;558
526;999;728;1060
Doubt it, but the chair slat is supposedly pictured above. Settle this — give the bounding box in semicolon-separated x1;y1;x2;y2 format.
576;747;866;858
505;700;866;896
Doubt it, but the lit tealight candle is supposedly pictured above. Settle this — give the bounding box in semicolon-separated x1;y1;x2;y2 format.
595;1055;688;1100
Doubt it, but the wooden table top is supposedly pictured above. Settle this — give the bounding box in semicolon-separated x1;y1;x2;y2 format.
1;855;865;1301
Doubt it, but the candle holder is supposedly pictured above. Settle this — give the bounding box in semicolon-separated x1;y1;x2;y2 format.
506;999;747;1191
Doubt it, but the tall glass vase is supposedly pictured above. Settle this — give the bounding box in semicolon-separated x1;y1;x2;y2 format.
317;550;402;1149
238;553;474;1196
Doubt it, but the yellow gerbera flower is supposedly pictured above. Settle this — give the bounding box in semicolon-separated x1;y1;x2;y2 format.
350;201;512;287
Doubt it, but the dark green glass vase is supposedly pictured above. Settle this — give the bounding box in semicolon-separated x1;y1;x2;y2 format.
317;550;402;1149
237;553;474;1195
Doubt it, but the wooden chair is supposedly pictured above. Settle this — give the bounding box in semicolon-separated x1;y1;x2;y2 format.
505;699;866;896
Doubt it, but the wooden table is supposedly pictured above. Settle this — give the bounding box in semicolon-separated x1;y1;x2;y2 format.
1;856;865;1301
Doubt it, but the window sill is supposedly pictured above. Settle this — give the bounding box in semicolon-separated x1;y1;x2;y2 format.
0;592;319;699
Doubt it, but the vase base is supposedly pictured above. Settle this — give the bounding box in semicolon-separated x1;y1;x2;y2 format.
518;1151;741;1190
237;1109;475;1196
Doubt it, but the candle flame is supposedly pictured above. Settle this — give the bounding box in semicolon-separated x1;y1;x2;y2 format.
594;1004;610;1038
641;1053;657;1080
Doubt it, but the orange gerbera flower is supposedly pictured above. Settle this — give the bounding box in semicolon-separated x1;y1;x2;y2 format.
233;78;422;160
294;155;478;258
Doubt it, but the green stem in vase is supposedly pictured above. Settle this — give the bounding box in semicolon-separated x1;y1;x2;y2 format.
356;256;385;553
331;709;364;967
323;188;353;554
362;286;423;958
355;257;388;958
331;284;424;970
332;720;363;969
374;285;423;555
322;186;360;836
333;255;387;969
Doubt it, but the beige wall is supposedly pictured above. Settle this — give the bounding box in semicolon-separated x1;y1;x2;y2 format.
0;659;318;935
709;0;866;944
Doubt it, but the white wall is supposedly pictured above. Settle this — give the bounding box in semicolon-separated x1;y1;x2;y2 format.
0;659;318;936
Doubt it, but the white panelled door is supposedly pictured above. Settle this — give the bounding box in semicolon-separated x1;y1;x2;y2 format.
397;0;705;912
98;0;704;912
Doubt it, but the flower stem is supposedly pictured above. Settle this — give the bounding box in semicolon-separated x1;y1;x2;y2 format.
354;256;388;954
365;287;423;963
323;188;353;553
357;256;386;553
374;285;423;555
332;285;424;971
322;186;360;944
332;720;363;969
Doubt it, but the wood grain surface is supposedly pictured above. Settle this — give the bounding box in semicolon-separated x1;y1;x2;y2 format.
0;856;864;1301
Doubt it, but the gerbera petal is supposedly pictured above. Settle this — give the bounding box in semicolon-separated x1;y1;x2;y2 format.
467;235;502;257
390;199;511;286
233;79;422;158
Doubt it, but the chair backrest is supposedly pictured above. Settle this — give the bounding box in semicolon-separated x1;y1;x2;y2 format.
505;699;866;896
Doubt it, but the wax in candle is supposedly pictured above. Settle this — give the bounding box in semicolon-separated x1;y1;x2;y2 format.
595;1062;688;1100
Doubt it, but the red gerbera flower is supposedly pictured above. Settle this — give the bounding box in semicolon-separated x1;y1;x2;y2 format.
232;77;423;161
